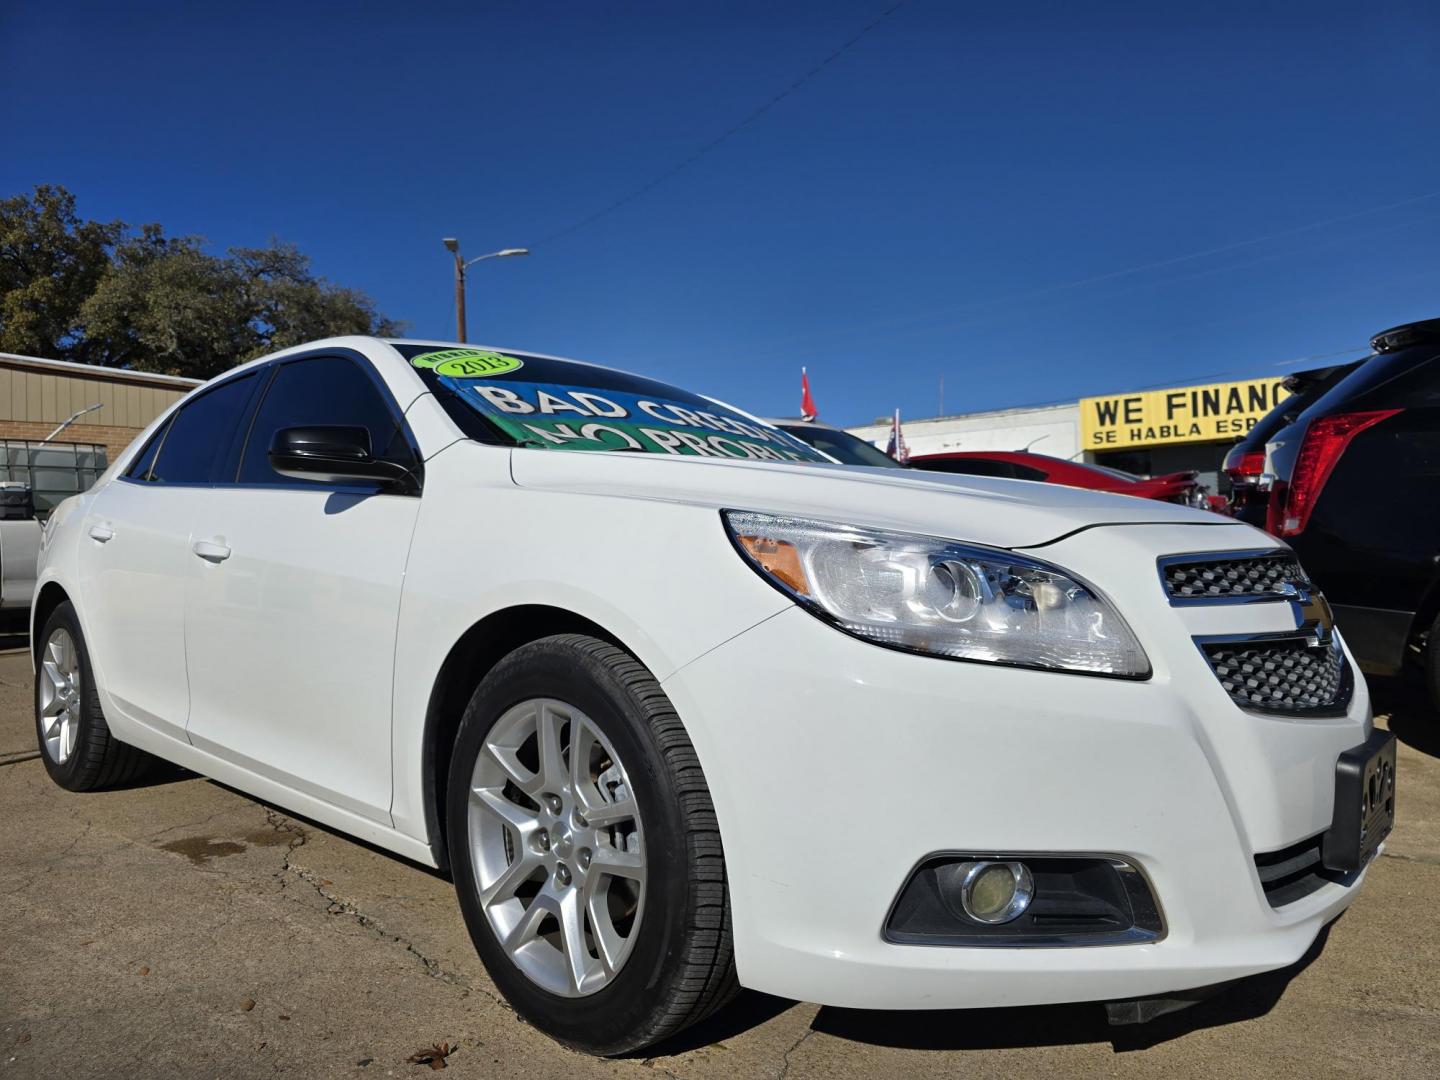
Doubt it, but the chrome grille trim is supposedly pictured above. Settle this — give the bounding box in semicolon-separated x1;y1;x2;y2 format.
1194;629;1352;717
1158;549;1310;606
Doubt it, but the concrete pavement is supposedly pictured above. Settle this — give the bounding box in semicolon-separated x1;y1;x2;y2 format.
2;633;1437;1078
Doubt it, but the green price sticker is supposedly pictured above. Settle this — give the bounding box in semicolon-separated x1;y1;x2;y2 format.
410;348;524;378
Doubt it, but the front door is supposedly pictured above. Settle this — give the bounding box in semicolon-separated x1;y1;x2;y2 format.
182;354;422;824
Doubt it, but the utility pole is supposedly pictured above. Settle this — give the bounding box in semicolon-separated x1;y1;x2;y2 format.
452;249;468;342
441;239;530;343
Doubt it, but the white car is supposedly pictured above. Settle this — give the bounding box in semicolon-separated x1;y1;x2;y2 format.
32;337;1395;1054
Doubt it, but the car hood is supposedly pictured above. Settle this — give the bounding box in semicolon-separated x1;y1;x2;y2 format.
507;449;1226;549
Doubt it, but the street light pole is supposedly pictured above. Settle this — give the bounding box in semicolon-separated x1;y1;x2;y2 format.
451;248;468;342
442;239;529;344
42;403;104;444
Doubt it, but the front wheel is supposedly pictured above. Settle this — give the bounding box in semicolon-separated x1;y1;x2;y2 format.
445;634;736;1054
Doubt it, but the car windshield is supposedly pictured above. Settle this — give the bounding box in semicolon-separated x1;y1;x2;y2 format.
777;424;905;468
392;344;828;463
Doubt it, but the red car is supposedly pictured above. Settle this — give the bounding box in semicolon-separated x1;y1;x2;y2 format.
908;450;1225;511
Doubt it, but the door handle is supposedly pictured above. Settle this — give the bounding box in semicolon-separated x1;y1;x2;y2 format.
192;538;232;563
88;524;115;543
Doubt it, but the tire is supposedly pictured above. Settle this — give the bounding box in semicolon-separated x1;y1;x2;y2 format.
445;634;736;1055
34;600;155;791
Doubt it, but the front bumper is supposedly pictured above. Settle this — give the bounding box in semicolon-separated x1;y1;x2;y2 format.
659;524;1374;1011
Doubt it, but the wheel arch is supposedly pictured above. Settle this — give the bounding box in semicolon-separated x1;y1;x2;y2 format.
421;604;635;871
31;580;72;664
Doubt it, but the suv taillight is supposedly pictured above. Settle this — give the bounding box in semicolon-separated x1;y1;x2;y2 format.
1223;449;1265;484
1266;410;1400;537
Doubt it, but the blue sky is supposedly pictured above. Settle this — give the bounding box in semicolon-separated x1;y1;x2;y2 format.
4;1;1438;427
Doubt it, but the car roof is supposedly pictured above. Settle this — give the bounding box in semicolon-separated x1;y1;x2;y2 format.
911;450;1053;461
762;418;852;432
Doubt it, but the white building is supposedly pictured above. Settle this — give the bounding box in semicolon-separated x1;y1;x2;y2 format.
848;402;1080;460
845;371;1303;492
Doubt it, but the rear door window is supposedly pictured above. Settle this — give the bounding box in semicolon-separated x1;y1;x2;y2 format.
914;458;1011;477
143;372;261;485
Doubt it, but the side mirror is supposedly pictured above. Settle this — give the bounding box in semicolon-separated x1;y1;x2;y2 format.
267;426;416;492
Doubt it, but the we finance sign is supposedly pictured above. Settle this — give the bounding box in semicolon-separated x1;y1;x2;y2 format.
1080;377;1291;451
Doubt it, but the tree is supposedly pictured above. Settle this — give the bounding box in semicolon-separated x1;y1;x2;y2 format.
0;185;120;362
231;242;405;360
79;227;254;377
1;185;404;379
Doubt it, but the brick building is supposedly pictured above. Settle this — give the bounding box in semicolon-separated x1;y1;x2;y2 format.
0;352;200;513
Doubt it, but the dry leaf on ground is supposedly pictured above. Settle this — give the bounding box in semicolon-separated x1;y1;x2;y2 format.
407;1042;454;1070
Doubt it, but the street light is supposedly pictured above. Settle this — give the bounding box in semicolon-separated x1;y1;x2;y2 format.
42;403;104;444
442;238;528;343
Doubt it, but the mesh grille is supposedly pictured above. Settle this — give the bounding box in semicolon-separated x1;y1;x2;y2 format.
1162;553;1309;600
1202;637;1348;713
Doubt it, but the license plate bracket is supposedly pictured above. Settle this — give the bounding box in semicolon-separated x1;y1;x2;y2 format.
1322;730;1397;873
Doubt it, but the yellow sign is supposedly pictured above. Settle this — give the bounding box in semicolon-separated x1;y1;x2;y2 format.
1080;377;1291;451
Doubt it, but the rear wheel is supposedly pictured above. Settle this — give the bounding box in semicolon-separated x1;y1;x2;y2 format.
445;634;736;1054
35;600;155;790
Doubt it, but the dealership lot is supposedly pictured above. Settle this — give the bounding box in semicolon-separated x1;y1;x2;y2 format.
1;634;1437;1078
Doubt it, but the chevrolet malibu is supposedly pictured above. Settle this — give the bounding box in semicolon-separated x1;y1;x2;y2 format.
32;338;1395;1054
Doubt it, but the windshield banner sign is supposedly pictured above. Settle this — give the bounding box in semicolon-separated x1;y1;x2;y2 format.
440;377;825;461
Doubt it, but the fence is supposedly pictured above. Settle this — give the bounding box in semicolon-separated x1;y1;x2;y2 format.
0;439;108;516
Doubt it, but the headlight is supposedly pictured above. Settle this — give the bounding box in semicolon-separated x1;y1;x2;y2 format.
723;510;1149;677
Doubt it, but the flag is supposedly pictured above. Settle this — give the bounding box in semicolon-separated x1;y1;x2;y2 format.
885;408;909;462
800;367;818;422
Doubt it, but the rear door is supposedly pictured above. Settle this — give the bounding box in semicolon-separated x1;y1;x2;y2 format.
77;371;263;739
182;352;423;823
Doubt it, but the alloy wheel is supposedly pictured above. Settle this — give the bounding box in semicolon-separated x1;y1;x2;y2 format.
38;628;82;765
469;698;646;997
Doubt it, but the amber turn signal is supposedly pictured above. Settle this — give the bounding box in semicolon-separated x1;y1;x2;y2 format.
736;534;810;595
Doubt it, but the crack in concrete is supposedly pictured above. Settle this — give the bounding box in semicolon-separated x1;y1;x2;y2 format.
0;751;41;767
776;1026;816;1080
260;809;510;1013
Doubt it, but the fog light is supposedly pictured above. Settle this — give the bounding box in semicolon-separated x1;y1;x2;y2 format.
959;860;1034;924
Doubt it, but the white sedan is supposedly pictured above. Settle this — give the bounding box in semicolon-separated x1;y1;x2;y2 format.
32;337;1395;1054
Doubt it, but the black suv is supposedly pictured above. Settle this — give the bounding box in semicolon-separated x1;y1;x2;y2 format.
1221;360;1361;526
1262;317;1440;707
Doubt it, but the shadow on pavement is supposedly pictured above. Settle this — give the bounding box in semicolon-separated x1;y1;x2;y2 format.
696;924;1335;1056
207;779;454;883
639;990;800;1056
0;608;31;651
1371;675;1438;759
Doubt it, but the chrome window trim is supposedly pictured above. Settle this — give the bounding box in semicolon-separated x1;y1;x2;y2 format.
1156;548;1310;607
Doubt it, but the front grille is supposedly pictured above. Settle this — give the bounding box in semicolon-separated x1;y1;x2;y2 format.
1200;633;1350;714
1254;833;1351;908
1160;552;1309;601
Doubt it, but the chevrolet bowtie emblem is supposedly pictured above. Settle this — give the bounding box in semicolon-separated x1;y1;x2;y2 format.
1286;584;1336;646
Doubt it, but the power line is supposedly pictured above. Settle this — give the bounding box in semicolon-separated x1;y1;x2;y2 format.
734;187;1440;359
531;1;907;248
